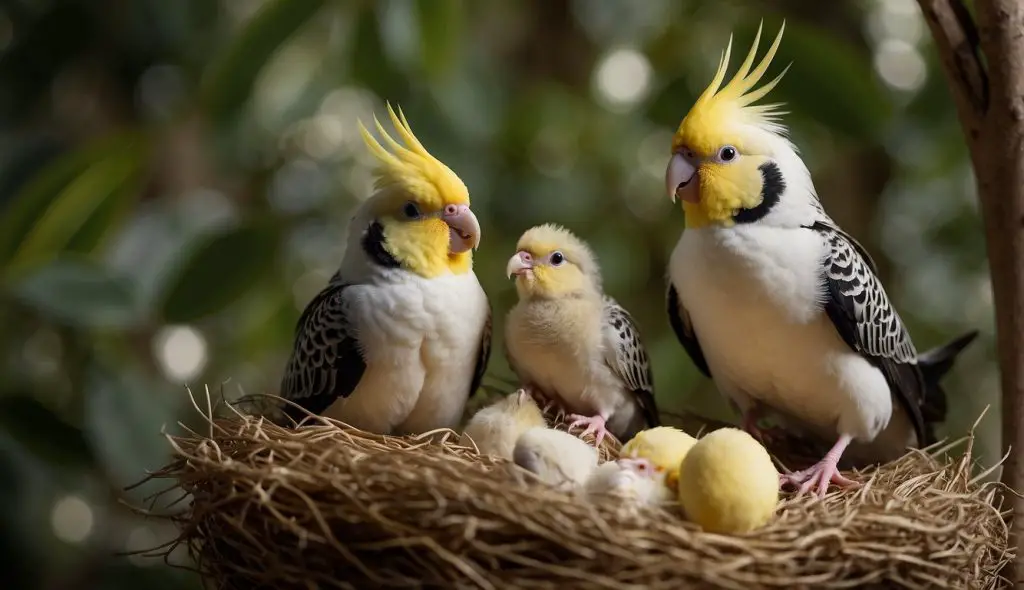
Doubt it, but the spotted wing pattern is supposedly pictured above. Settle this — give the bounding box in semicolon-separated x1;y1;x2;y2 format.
812;221;930;443
279;281;366;422
602;295;660;427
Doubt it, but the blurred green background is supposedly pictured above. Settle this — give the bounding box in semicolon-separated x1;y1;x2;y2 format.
0;0;996;588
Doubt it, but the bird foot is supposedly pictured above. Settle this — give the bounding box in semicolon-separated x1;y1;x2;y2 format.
567;413;610;447
779;457;859;497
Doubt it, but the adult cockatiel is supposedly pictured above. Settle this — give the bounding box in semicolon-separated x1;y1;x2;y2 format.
277;103;492;435
663;23;978;496
504;223;660;445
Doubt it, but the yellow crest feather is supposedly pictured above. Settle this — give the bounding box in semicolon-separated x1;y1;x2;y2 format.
357;102;469;208
675;21;790;154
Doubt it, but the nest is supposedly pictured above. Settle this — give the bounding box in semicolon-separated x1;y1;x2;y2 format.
136;393;1014;590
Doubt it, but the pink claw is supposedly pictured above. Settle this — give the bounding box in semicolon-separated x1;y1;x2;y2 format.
567;413;610;447
779;434;860;498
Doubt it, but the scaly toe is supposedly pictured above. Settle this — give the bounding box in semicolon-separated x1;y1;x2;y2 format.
831;471;860;488
780;470;810;489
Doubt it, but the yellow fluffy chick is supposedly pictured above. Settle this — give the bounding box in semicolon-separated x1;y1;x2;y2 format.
678;428;779;534
583;458;675;510
513;427;599;489
619;426;697;492
505;223;661;445
459;390;546;460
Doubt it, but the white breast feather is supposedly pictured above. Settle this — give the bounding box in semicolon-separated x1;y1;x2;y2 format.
323;270;488;434
669;225;894;443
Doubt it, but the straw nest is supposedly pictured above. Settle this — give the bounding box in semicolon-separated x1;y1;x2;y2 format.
136;392;1013;590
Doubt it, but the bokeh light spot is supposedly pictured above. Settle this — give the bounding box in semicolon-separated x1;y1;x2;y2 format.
125;526;159;567
153;325;208;383
594;48;652;111
50;495;94;544
865;0;924;45
874;39;927;92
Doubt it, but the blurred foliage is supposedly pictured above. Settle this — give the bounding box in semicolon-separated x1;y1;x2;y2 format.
0;0;997;588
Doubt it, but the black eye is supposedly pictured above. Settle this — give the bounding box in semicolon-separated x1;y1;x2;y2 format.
718;145;738;162
402;202;421;219
549;251;565;266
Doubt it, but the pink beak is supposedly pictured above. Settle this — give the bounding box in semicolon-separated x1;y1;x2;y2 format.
505;251;533;279
665;152;701;204
441;204;481;254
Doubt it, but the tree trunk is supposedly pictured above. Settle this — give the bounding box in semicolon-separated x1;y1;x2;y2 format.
916;0;1024;585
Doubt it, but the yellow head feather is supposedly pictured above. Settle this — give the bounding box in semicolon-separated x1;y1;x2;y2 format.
673;21;790;157
356;103;475;278
512;223;601;299
358;103;469;210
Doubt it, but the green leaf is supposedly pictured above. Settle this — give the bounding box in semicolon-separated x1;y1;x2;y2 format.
62;153;147;257
0;395;95;469
4;132;148;277
200;0;327;122
159;223;280;323
82;366;182;503
416;0;463;80
0;133;144;270
7;256;140;329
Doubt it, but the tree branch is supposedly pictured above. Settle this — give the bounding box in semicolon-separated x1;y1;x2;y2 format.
917;0;988;133
919;0;1024;587
974;0;1024;128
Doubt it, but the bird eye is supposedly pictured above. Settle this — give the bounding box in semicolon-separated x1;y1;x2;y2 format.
717;145;738;163
549;251;565;266
403;201;421;219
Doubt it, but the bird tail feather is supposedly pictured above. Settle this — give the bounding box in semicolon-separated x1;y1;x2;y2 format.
919;330;979;424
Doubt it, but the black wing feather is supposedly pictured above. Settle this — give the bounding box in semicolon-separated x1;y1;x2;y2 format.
602;297;660;428
813;225;932;445
666;283;712;379
279;281;366;423
468;302;493;399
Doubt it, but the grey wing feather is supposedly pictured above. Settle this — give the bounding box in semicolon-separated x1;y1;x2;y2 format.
813;224;931;443
601;296;660;428
279;281;366;423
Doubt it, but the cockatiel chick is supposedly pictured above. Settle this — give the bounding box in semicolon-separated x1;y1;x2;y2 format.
278;104;492;435
459;389;547;460
583;458;675;510
513;427;600;488
504;224;661;445
663;23;978;496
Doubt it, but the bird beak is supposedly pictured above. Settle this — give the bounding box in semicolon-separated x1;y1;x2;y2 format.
441;204;481;254
665;152;700;204
505;251;533;279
